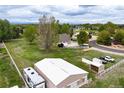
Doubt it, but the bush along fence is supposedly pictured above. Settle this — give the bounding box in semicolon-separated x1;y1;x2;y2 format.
96;59;124;78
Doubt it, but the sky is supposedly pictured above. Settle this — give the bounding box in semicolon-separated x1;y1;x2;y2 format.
1;5;124;24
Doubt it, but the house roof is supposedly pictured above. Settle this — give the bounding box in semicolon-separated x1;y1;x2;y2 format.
34;58;88;86
23;67;45;85
59;33;71;43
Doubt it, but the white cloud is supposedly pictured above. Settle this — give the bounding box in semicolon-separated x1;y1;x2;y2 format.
0;5;124;24
7;8;35;18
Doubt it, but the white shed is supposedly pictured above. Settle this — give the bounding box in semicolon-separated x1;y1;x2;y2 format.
82;58;104;74
92;58;102;64
82;58;92;65
34;58;89;88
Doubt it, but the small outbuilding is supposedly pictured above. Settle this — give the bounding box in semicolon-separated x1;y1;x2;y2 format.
59;33;71;43
34;58;89;88
82;58;104;74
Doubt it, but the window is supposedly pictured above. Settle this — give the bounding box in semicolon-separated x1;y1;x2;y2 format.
91;65;99;72
27;77;31;82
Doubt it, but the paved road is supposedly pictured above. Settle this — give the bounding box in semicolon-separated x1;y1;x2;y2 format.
89;40;124;54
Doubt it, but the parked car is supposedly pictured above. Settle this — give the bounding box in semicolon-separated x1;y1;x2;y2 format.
101;60;108;64
58;43;64;48
98;57;108;64
104;56;115;62
99;56;105;60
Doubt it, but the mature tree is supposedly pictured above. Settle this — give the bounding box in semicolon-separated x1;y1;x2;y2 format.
83;23;91;30
10;25;21;39
38;15;58;49
23;25;36;43
114;29;124;45
69;27;74;37
98;22;118;35
97;31;111;45
0;19;23;42
121;39;124;45
105;22;118;34
0;19;11;42
99;24;105;31
77;31;88;45
58;24;70;34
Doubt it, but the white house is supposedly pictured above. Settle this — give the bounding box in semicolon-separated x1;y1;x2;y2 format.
34;58;89;88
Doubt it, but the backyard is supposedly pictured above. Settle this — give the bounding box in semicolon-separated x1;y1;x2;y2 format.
0;48;24;87
5;38;124;81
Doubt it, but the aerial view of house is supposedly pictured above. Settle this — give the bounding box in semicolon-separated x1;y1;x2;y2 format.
34;58;88;88
0;5;124;89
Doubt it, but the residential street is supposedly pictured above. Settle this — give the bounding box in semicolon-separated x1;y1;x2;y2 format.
89;40;124;54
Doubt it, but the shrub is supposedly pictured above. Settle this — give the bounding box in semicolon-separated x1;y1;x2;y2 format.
114;30;124;43
23;25;36;44
77;31;88;45
121;39;124;45
97;31;111;45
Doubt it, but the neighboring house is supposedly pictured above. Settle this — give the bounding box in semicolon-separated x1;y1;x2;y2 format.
59;33;71;44
82;58;105;74
34;58;89;88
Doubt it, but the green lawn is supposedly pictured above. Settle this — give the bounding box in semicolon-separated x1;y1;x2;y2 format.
83;50;124;69
0;48;24;87
5;38;124;82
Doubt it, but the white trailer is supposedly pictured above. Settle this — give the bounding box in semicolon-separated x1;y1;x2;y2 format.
23;67;45;88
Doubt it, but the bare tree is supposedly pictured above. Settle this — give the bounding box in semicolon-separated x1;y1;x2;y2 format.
38;15;58;50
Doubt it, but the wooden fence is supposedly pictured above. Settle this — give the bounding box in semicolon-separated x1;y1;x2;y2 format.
97;59;124;78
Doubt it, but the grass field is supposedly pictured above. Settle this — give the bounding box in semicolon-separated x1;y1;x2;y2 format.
83;50;124;69
0;48;24;87
5;38;124;81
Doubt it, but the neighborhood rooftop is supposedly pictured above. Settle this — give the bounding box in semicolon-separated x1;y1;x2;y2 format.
34;58;88;85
